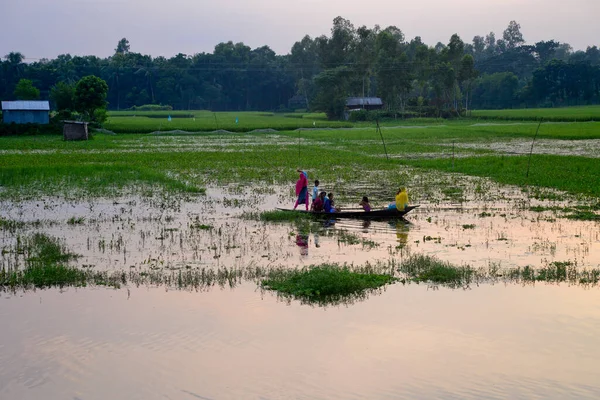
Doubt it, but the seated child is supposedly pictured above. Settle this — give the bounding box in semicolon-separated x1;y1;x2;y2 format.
359;196;371;212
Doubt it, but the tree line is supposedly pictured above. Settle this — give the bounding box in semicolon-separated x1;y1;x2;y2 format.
1;18;599;119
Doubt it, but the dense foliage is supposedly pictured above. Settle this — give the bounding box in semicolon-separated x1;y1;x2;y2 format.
1;20;599;117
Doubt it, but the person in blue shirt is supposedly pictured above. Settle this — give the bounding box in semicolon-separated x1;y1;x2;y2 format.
324;192;339;213
311;180;320;206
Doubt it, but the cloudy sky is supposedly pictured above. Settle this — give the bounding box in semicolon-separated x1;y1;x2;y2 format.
1;0;599;60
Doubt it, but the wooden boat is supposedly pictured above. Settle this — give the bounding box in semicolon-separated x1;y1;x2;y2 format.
276;205;419;219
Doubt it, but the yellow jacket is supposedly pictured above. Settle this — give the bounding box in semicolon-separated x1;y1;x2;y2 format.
395;190;409;211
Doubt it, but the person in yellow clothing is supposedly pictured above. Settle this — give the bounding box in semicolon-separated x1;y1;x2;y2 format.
395;187;409;211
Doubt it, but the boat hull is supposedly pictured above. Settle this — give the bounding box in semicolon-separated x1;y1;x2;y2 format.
276;205;419;219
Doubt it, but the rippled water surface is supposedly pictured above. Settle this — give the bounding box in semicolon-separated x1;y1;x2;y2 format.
1;183;600;399
2;284;600;399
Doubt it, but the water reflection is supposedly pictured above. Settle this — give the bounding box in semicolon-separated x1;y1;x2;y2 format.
390;219;410;248
295;233;309;256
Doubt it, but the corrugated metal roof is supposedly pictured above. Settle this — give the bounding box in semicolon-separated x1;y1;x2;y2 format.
346;97;383;106
1;101;50;111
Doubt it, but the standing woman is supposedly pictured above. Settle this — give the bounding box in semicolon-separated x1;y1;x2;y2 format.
293;169;309;210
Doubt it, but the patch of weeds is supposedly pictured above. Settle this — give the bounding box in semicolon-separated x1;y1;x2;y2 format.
399;254;474;287
258;210;314;222
462;224;476;230
361;239;380;249
529;206;549;212
26;233;78;265
441;187;464;200
0;217;25;233
261;265;396;304
337;230;361;245
565;211;600;221
192;223;212;230
478;212;492;218
423;235;442;243
497;232;509;241
67;216;85;225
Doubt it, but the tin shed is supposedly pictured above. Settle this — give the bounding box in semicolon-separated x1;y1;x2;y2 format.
63;121;89;141
1;101;50;124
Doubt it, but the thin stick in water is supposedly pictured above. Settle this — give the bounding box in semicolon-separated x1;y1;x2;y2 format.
526;119;543;178
376;120;389;161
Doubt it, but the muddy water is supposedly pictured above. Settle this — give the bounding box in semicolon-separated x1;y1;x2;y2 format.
2;189;599;272
2;185;600;399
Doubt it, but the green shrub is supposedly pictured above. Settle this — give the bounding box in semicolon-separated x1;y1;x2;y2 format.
126;104;173;111
0;122;61;136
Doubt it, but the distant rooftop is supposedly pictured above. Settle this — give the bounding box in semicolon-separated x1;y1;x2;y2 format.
346;97;383;107
1;101;50;111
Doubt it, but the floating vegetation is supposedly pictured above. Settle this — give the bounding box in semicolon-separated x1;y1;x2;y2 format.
462;224;476;229
261;264;396;306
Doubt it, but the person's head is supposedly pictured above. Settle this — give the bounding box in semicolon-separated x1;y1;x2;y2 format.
315;180;319;186
320;191;326;199
397;186;405;194
362;196;369;203
328;192;334;199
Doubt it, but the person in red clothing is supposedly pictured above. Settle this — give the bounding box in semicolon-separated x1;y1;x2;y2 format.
293;169;309;210
311;191;326;212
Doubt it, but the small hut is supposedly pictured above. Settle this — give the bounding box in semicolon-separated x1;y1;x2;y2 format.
63;121;89;141
346;97;384;111
1;101;50;124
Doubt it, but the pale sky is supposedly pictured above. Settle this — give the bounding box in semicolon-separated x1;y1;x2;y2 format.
1;0;599;61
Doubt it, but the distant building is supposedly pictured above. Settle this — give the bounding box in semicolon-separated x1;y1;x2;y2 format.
1;101;50;124
346;97;384;111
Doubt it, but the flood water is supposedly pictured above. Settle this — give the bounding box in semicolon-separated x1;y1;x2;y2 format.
1;183;600;399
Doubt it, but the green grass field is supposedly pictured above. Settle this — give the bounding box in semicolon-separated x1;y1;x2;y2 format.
471;105;600;122
104;110;352;133
2;118;600;202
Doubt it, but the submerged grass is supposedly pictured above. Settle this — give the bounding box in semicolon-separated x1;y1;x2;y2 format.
256;210;315;222
398;254;600;288
0;163;204;199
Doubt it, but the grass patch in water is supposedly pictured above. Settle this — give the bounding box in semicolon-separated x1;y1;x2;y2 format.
258;210;314;222
0;163;204;199
565;211;600;221
67;216;85;225
25;233;78;265
398;255;600;288
261;265;396;303
1;233;83;289
399;254;473;286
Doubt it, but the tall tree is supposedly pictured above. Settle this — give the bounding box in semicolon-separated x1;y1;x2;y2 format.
74;75;109;122
14;79;40;100
503;21;525;49
115;38;130;55
50;81;75;111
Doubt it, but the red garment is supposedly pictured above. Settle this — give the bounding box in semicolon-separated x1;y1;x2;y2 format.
295;172;307;196
312;197;324;212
